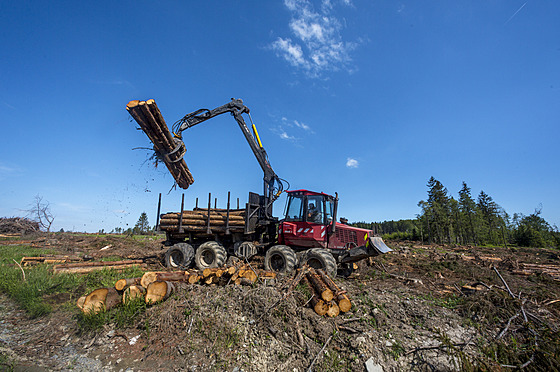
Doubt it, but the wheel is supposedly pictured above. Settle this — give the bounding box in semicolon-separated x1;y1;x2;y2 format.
164;243;195;269
301;248;337;277
264;245;297;274
194;241;227;270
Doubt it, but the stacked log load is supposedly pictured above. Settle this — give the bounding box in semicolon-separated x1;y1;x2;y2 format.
158;208;246;233
126;99;194;189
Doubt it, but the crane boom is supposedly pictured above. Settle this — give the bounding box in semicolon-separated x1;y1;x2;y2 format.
172;98;287;214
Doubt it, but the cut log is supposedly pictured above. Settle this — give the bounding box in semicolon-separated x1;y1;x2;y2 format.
76;296;86;310
82;287;121;314
140;271;187;289
241;270;257;283
145;281;175;304
54;263;146;274
115;277;142;291
306;271;334;302
123;285;146;304
54;259;143;269
326;302;340;317
202;268;224;278
187;273;202;284
317;269;352;313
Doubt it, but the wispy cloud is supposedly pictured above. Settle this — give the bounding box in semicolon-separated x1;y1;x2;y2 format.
346;157;359;168
273;116;315;142
89;78;135;89
0;164;22;180
271;0;358;78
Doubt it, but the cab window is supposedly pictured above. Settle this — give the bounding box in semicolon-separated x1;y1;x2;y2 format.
306;195;324;224
285;195;304;221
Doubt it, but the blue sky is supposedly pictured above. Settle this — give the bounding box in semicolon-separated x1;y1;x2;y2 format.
1;1;558;232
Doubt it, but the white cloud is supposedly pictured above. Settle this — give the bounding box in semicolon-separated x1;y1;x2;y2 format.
346;157;359;168
293;120;312;131
279;131;297;140
271;0;357;78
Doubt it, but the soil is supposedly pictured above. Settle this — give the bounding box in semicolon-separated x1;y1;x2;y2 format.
1;233;559;371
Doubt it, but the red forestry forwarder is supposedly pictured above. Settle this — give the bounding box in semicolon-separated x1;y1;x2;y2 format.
127;98;390;277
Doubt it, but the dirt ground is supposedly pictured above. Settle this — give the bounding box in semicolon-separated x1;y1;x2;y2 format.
1;233;559;371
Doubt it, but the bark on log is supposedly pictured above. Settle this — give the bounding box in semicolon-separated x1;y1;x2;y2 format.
140;271;187;289
82;287;121;314
115;277;142;291
317;269;352;313
123;285;146;304
54;263;145;274
161;210;244;219
54;260;143;269
158;225;244;233
306;271;334;302
145;281;175;304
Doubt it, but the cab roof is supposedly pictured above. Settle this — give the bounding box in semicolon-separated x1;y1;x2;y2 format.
286;189;334;197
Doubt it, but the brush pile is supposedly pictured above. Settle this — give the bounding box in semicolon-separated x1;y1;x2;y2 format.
0;217;40;234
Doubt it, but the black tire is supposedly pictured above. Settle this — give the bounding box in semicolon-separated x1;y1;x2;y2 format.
264;245;297;274
194;241;227;270
164;243;195;269
301;248;337;277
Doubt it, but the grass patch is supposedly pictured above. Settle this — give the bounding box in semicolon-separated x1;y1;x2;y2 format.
77;296;148;333
0;242;146;318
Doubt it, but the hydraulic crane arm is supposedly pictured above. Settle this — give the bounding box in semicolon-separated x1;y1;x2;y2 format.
172;98;287;213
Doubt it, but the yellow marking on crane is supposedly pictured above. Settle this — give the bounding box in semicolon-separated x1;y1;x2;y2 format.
252;123;263;148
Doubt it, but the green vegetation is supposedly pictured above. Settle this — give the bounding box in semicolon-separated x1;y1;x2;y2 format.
352;177;560;249
77;296;148;333
0;242;145;319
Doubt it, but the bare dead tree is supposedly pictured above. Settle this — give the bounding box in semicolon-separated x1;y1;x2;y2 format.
25;195;55;232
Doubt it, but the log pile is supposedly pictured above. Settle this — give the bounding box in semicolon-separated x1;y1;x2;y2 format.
20;255;83;266
126;99;194;189
158;209;245;233
303;268;352;317
512;263;560;281
78;263;277;314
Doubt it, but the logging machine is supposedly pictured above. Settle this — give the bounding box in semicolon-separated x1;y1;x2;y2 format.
127;98;390;276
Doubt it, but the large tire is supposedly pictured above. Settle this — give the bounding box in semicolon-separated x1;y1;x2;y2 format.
164;243;195;269
194;241;227;270
301;248;337;277
264;245;297;274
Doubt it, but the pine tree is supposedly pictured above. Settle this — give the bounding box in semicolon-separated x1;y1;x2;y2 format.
458;182;478;245
134;212;150;235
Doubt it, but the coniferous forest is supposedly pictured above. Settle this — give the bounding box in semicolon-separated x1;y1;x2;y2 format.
352;177;560;248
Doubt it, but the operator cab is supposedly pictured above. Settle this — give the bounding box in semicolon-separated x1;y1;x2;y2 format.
284;190;335;225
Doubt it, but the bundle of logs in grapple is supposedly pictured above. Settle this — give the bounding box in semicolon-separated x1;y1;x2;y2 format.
158;208;245;234
126;99;194;189
77;262;275;314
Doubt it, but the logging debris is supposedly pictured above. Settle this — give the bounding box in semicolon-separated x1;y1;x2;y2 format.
77;264;351;318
